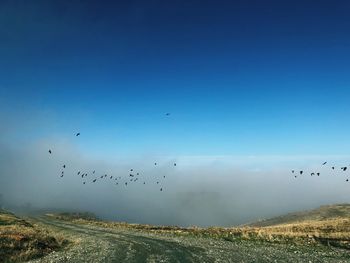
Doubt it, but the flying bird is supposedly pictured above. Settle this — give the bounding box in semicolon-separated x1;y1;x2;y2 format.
154;162;157;165
300;171;303;175
165;113;170;116
342;167;348;171
93;179;97;183
322;162;327;165
48;150;52;154
77;171;80;175
83;182;86;184
292;170;295;173
160;188;163;191
174;163;177;166
332;167;335;170
317;173;320;176
311;173;315;176
76;133;80;136
63;165;66;168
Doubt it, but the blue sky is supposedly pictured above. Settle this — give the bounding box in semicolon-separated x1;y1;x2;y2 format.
1;0;350;157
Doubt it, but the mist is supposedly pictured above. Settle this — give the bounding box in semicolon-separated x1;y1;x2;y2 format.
1;132;350;227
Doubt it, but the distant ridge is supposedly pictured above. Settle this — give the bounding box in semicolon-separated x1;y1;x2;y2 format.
247;204;350;227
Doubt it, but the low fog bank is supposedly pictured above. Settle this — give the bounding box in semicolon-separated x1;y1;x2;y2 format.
1;139;350;227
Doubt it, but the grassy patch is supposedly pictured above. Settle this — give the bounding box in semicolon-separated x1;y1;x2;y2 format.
0;211;69;262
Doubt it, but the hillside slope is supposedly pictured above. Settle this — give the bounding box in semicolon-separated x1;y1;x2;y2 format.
0;210;68;262
248;204;350;227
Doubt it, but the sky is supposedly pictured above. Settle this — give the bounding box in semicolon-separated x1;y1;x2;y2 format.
1;0;350;226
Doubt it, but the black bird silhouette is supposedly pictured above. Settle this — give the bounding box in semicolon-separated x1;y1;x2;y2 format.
154;162;157;165
48;150;52;154
78;171;81;175
163;176;166;178
317;173;320;176
165;113;170;116
160;188;163;191
60;174;64;177
157;181;159;184
137;173;139;176
294;175;297;178
174;163;177;166
342;167;348;171
63;165;66;168
104;174;107;177
81;174;84;178
143;182;145;184
322;162;327;165
130;169;133;172
83;182;86;184
125;182;128;186
332;167;335;170
100;175;104;179
300;171;303;175
292;170;295;173
110;176;113;179
93;179;97;183
346;179;349;182
116;183;119;185
93;170;95;174
311;173;315;176
76;133;80;136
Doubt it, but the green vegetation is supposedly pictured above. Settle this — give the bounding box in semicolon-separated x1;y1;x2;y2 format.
0;210;69;263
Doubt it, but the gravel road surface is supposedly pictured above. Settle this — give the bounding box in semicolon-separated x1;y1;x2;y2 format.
28;217;350;263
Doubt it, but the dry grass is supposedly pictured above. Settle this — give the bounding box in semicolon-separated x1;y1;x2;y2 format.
0;210;69;263
248;204;350;227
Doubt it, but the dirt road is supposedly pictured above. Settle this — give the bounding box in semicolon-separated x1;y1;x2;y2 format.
28;217;350;263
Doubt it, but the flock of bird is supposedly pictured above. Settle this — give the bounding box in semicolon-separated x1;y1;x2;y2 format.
292;161;350;182
48;114;176;191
